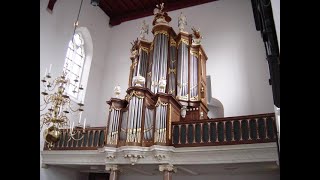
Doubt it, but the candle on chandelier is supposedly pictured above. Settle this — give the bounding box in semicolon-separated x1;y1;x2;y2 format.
78;111;82;124
83;118;86;130
49;64;52;74
72;121;74;132
44;68;47;77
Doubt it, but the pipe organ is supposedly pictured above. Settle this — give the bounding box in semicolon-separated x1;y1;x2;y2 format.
107;4;209;147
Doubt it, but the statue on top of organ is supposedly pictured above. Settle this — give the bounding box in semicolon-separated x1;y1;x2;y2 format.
106;4;208;147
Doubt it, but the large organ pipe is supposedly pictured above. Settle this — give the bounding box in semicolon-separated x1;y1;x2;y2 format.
120;111;128;141
136;98;142;142
132;97;138;141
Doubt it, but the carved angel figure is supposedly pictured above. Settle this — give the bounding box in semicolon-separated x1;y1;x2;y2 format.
191;27;203;45
178;12;187;32
139;20;149;40
191;27;202;39
153;3;164;15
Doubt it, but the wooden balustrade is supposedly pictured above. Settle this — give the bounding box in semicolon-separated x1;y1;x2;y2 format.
171;113;277;147
43;113;277;150
43;127;107;150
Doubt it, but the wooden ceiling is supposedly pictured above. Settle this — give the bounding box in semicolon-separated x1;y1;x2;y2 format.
99;0;218;26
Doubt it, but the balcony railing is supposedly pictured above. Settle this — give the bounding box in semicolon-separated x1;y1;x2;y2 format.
43;113;277;150
43;127;106;150
172;113;277;147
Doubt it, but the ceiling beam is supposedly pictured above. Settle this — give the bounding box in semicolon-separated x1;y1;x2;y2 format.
117;0;130;11
99;0;113;16
108;0;218;26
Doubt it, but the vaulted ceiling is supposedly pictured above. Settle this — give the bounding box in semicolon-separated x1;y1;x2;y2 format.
99;0;218;26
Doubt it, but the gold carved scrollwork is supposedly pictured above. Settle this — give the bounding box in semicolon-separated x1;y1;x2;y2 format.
176;94;189;101
177;38;189;46
140;47;149;54
155;97;168;107
190;95;199;101
110;105;122;111
169;89;175;94
170;38;176;47
190;50;199;58
131;60;138;70
150;42;154;51
154;30;169;37
126;91;145;100
168;68;176;74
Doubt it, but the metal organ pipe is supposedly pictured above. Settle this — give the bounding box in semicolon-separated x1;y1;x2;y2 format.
131;97;137;141
136;98;142;142
120;111;128;141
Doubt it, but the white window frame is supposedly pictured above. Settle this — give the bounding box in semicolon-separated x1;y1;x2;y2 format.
63;33;86;102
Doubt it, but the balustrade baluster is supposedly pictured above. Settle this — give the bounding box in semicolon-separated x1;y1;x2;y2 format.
186;124;189;144
178;125;181;144
208;122;211;143
231;120;235;142
223;121;226;142
247;119;251;140
200;123;203;143
256;118;260;140
239;120;243;141
263;117;268;139
193;124;196;143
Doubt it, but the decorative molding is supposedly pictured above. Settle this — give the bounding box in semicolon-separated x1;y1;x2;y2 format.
159;164;177;172
41;143;278;166
106;153;116;161
124;154;144;165
154;154;166;161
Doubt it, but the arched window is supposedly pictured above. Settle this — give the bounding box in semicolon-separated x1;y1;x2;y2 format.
63;33;86;101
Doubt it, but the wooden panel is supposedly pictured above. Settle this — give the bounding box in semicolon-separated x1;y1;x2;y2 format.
101;0;219;26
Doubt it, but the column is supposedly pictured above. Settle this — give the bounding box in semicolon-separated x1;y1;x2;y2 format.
105;165;119;180
159;164;177;180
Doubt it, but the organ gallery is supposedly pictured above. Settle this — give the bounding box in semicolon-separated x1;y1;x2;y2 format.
106;3;209;147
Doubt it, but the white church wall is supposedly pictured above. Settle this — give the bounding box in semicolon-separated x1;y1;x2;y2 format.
40;0;111;179
101;0;274;119
40;0;111;130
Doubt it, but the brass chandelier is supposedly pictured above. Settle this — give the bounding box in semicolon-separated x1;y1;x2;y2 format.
40;69;86;149
40;0;91;149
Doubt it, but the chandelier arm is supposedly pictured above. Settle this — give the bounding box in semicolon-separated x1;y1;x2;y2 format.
71;133;84;141
40;122;45;132
47;82;58;91
40;103;48;111
68;102;80;112
43;94;51;104
42;81;48;89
